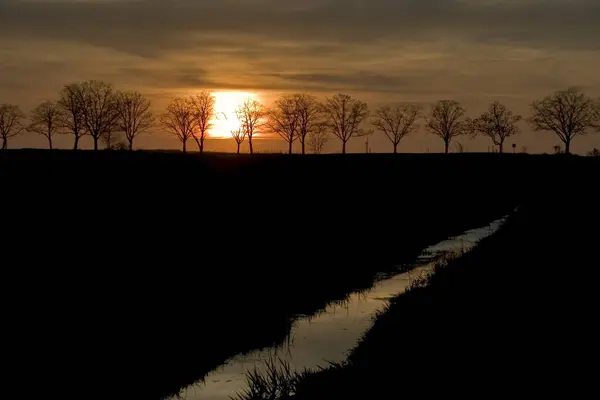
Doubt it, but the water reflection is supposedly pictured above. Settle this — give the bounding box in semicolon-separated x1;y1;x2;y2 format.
173;217;506;400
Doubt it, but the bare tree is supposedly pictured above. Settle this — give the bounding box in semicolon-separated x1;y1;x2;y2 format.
293;94;322;155
190;91;216;154
321;93;370;154
160;98;197;153
426;100;467;154
101;129;126;150
454;141;465;153
530;88;595;155
230;128;247;154
29;101;63;150
553;145;562;155
0;104;25;150
78;80;119;151
267;95;299;155
307;124;329;154
235;98;264;155
471;101;522;153
115;91;154;151
372;104;420;154
58;83;87;150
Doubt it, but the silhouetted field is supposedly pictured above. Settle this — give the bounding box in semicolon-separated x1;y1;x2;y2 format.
1;150;596;399
236;159;600;399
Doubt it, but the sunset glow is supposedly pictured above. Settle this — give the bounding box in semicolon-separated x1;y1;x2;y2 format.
211;91;260;138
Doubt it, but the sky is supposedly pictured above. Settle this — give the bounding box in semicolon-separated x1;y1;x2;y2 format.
0;0;599;153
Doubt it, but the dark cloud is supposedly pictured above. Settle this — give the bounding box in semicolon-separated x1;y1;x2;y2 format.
0;0;598;58
1;0;599;153
264;71;437;94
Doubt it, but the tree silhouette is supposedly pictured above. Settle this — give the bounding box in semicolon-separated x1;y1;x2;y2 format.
235;98;264;155
293;94;322;155
190;91;216;154
470;101;522;153
115;91;154;151
0;104;25;150
230;128;247;154
553;145;562;155
101;129;125;150
372;104;420;154
426;100;467;154
307;123;329;154
321;93;370;154
161;98;197;153
29;101;64;150
78;80;119;151
58;83;87;150
267;95;299;155
530;88;595;155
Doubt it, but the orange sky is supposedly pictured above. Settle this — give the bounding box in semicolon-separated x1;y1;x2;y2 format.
0;1;599;153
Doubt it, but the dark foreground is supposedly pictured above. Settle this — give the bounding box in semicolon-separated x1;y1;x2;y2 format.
0;151;596;399
254;161;600;399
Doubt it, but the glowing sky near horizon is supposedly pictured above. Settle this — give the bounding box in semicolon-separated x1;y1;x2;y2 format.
0;0;598;152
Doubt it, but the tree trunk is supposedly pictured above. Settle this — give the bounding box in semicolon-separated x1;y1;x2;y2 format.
129;140;133;151
237;142;241;154
393;143;398;154
342;140;347;154
2;137;6;150
444;141;449;154
182;139;187;154
248;137;254;154
498;142;504;154
200;136;204;154
288;140;293;155
301;139;306;155
73;135;79;150
564;139;571;155
93;136;99;151
48;137;53;150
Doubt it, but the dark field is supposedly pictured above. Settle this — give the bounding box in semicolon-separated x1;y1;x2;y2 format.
1;150;597;399
237;156;600;399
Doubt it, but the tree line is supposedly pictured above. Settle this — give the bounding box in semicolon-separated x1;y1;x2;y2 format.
1;82;599;155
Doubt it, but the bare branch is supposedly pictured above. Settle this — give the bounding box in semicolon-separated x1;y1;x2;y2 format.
160;98;197;154
78;80;119;151
266;95;299;155
235;98;265;155
372;104;420;154
293;94;322;155
321;93;369;154
307;123;329;154
426;100;467;154
230;128;247;154
189;90;216;154
471;101;522;153
0;104;26;150
58;83;87;150
101;130;127;150
29;101;64;150
115;91;154;151
529;87;594;154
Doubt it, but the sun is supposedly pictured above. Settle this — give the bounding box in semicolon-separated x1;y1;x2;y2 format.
211;91;259;138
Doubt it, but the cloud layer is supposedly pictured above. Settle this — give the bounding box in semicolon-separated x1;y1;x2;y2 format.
1;0;599;152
